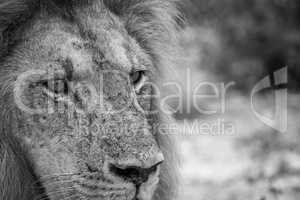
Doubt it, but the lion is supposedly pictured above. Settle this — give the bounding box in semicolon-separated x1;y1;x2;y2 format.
0;0;183;200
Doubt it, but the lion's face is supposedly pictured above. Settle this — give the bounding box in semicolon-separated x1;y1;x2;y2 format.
10;7;164;200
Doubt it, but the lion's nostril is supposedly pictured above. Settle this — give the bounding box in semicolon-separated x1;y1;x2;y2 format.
109;162;162;186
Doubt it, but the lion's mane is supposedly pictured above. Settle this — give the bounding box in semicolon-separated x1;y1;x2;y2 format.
0;1;183;200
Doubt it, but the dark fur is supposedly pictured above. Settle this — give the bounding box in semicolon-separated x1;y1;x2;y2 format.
0;1;183;200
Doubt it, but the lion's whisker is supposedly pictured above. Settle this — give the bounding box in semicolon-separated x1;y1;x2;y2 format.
30;177;74;188
38;172;79;180
33;187;75;200
62;194;82;200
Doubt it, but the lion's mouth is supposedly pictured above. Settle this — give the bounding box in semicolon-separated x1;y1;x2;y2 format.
72;174;159;200
74;184;146;200
73;182;135;199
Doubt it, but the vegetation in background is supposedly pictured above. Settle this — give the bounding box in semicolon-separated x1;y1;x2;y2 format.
183;0;300;91
177;1;300;200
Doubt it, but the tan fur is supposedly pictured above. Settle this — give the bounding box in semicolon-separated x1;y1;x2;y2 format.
0;1;183;200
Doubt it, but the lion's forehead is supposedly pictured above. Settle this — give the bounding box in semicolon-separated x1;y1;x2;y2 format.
19;12;150;74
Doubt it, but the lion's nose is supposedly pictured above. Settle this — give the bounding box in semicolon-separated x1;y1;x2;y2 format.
109;153;164;186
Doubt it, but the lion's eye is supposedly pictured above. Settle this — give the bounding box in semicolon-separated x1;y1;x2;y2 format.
130;71;146;91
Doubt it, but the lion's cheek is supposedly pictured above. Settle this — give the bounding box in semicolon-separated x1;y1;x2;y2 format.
30;146;78;177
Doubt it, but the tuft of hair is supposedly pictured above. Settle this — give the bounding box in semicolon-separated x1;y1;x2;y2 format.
103;0;184;71
0;0;184;200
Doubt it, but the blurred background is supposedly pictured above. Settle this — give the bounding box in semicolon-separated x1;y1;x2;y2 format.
167;1;300;199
